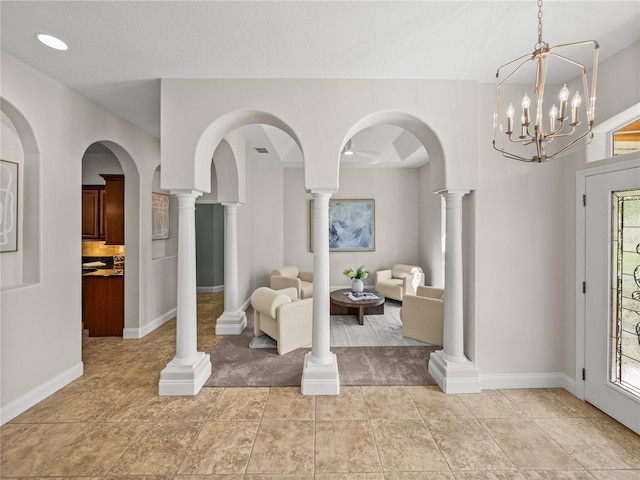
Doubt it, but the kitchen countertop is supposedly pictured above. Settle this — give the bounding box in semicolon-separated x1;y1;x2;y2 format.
82;269;124;277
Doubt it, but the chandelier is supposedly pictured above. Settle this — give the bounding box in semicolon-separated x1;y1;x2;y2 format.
493;0;599;162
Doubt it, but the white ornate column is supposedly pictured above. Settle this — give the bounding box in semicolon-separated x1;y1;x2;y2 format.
215;202;247;334
301;190;340;395
159;190;212;395
428;189;480;393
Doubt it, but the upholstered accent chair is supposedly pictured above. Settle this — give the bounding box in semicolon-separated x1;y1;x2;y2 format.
374;264;425;301
251;286;313;355
270;265;314;299
399;285;444;346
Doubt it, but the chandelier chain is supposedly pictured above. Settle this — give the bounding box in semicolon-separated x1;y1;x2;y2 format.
536;0;544;49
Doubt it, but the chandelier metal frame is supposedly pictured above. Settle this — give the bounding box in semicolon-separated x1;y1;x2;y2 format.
493;0;599;162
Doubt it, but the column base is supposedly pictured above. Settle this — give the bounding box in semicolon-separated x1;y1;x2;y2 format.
215;310;247;335
428;350;481;394
301;352;340;395
159;352;212;396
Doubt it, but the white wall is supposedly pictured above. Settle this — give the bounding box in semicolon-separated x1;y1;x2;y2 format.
161;78;480;195
248;160;285;293
82;150;123;184
472;40;640;386
418;163;444;287
0;52;169;423
151;166;178;260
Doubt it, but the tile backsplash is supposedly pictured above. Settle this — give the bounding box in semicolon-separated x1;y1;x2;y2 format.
82;241;125;257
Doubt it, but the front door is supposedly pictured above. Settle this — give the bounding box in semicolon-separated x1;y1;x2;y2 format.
584;163;640;434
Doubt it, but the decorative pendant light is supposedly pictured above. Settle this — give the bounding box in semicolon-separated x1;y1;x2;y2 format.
493;0;599;162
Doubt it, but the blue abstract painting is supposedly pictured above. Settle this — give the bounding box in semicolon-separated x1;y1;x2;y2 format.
328;200;375;251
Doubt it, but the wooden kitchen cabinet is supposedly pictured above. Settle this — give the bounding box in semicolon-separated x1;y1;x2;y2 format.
100;174;124;245
82;186;105;239
82;174;124;244
83;275;124;336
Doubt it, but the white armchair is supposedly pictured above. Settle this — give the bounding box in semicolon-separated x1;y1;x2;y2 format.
251;286;313;355
374;264;425;301
270;265;314;299
399;285;444;346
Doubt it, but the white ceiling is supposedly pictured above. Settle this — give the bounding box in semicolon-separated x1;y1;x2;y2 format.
2;1;639;168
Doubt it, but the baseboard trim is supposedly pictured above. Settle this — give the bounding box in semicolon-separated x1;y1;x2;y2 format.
196;285;224;293
123;308;176;339
480;372;575;391
0;362;84;426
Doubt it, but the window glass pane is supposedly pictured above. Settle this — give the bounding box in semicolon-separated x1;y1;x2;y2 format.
611;189;640;396
613;118;640;156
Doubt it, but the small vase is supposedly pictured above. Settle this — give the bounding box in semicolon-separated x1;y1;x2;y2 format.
352;278;364;294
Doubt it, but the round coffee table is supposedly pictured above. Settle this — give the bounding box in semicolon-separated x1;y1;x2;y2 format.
329;289;385;325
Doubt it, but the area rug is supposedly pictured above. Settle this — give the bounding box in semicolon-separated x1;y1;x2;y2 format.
204;305;438;387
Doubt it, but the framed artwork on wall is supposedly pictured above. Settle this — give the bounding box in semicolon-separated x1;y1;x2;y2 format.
310;198;375;252
151;192;170;240
0;160;18;253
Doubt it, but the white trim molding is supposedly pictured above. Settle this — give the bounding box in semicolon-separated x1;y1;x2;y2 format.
0;362;84;425
480;372;576;392
123;308;177;339
196;285;224;293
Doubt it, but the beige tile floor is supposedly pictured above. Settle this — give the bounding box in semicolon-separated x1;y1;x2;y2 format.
2;292;640;479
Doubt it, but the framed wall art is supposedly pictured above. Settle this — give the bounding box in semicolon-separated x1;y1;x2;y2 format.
0;160;18;253
310;198;375;252
151;192;170;240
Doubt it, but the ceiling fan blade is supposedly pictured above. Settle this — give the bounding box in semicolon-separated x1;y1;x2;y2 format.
353;150;380;158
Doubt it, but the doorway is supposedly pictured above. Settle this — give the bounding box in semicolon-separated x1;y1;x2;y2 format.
582;160;640;433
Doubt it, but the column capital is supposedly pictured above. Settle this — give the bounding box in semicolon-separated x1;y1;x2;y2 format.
170;190;203;198
221;202;244;208
310;189;336;197
437;188;471;198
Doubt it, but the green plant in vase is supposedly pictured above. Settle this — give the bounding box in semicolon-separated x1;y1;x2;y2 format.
343;265;368;294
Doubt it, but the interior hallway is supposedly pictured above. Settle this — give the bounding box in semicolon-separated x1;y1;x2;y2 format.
2;292;639;478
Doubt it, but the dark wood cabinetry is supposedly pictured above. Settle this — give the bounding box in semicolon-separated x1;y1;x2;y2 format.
83;275;124;336
82;174;124;244
100;174;124;245
82;187;106;239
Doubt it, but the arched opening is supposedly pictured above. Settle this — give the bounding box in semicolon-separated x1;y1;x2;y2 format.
81;141;141;339
0;99;41;289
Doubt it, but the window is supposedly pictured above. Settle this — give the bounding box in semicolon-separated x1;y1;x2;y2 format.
612;118;640;156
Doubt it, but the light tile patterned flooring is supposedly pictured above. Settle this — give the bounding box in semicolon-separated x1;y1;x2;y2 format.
2;292;640;478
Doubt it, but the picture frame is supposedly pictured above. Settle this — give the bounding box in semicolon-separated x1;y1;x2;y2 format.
310;198;375;252
151;192;170;240
0;160;18;253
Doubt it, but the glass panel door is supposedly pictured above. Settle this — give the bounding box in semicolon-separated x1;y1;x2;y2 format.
611;189;640;395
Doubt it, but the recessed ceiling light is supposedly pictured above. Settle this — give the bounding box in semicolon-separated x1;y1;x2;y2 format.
36;33;68;51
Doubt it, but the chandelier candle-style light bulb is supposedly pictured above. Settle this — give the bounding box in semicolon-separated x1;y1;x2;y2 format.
522;93;531;125
492;0;599;162
571;91;582;125
549;104;558;131
507;103;515;133
559;84;569;119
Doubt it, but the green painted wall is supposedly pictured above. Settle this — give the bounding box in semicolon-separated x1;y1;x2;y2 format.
195;203;224;287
